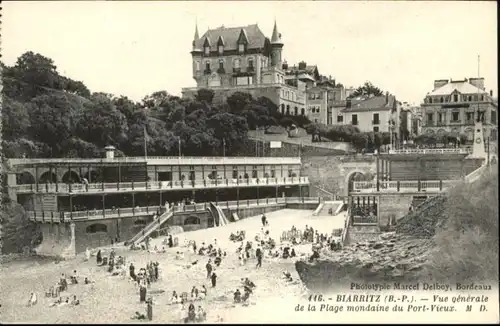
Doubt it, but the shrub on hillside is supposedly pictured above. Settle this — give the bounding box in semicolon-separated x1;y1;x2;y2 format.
428;169;498;282
1;200;42;254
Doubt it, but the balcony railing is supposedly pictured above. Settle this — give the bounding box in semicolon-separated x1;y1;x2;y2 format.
204;69;212;75
247;66;254;73
26;196;322;223
8;156;302;166
436;121;446;126
372;120;380;125
351;180;460;193
388;148;472;155
13;176;310;194
449;120;461;124
233;67;241;73
425;121;435;127
465;119;475;125
217;67;226;74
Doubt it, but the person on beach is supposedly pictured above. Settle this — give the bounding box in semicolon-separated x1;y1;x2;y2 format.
27;292;37;307
205;260;212;279
129;263;136;280
210;272;217;288
96;250;102;265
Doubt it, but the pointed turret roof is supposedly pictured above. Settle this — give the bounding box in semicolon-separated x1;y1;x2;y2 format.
271;20;282;44
192;21;201;51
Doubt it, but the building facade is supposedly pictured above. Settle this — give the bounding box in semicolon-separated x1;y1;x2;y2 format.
338;93;399;134
181;22;307;114
421;78;498;142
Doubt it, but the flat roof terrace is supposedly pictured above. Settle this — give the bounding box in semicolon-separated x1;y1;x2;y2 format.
7;156;302;167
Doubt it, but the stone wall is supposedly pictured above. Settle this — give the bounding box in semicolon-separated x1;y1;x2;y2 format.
378;195;414;226
35;223;75;259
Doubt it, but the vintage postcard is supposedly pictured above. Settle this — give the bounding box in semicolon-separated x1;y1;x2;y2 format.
0;0;498;324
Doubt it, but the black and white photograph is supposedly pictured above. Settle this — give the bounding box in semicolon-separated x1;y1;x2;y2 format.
0;0;498;324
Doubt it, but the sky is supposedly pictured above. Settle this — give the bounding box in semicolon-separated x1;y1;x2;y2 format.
2;1;498;105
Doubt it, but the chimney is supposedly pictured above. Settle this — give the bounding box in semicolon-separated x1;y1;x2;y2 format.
346;99;351;109
385;91;389;104
104;145;116;159
433;79;449;90
469;77;485;91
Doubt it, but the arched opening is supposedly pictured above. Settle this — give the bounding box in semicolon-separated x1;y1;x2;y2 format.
281;104;285;114
83;170;99;183
184;215;201;225
301;108;305;116
17;171;36;184
86;223;108;234
39;171;57;184
286;105;290;115
347;171;371;194
294;107;298;116
62;171;81;184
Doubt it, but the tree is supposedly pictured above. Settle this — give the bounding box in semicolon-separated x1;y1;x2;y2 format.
195;88;215;105
348;81;384;98
226;92;253;114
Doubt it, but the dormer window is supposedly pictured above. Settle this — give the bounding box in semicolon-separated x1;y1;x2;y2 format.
218;45;224;54
238;44;245;53
204;46;210;56
453;94;458;102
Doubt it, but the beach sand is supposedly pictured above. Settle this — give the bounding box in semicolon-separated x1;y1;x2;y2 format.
0;209;347;323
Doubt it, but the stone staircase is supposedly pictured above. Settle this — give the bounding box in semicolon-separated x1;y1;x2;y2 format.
127;210;174;245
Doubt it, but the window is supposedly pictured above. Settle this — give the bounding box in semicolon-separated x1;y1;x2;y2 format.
204;46;210;55
252;166;258;178
440;97;444;103
466;112;474;121
294;107;298;115
248;57;254;69
468;96;472;101
373;126;379;132
337;115;343;123
286;105;290;115
301;108;305;116
235;76;253;85
480;95;484;101
195;61;200;71
233;58;240;69
352;114;358;125
281;104;285;114
427;113;434;122
238;44;245;53
86;224;107;233
218;59;224;70
452;112;459;121
205;60;211;72
270;169;275;178
453;94;458;102
218;45;223;54
438;113;443;122
232;166;238;179
429;97;433;104
211;165;217;179
373;113;379;124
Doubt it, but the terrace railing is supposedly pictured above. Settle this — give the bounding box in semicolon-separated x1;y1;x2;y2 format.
26;196;321;223
388;148;472;155
14;177;309;194
351;180;460;193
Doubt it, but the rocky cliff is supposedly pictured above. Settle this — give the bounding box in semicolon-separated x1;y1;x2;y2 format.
295;195;447;290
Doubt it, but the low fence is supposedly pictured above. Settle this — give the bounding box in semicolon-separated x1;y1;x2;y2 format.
27;197;322;223
388;148;471;155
